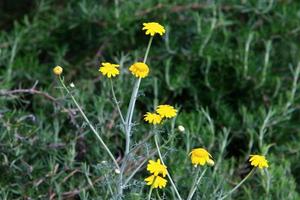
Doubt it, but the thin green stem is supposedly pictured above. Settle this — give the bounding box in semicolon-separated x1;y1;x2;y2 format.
148;187;154;200
220;169;255;200
123;128;178;186
154;134;182;200
156;189;163;200
118;78;141;195
124;36;154;154
119;36;154;196
186;168;207;200
110;79;125;125
125;78;141;152
143;36;153;63
58;76;120;170
123;150;157;187
187;167;201;199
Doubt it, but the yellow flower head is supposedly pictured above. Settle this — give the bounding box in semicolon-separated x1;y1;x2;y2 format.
129;62;149;78
53;66;63;76
249;155;269;169
189;148;213;167
156;105;177;119
99;62;120;78
147;159;167;177
144;112;162;125
142;22;166;36
145;175;167;189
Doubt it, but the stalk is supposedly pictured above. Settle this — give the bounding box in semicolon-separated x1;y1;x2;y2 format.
186;168;207;200
219;169;255;200
110;79;125;125
119;36;154;195
154;134;182;200
124;36;153;154
58;77;120;170
148;187;154;200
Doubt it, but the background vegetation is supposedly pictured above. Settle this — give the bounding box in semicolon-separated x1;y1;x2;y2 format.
1;0;300;199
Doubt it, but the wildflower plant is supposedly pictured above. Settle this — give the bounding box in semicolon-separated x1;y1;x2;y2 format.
53;22;183;198
52;21;272;200
3;1;300;199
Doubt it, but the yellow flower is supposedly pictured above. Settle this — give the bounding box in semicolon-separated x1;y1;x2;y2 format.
156;105;177;119
53;66;63;76
145;175;167;189
249;155;269;169
129;62;149;78
99;62;120;78
189;148;213;167
144;112;162;125
147;159;167;177
142;22;166;36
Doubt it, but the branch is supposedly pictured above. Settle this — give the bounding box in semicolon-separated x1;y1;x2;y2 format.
0;81;56;102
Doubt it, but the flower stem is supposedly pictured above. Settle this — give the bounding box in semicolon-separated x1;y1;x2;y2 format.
110;79;125;125
123;149;157;187
124;36;154;154
148;187;154;200
143;36;153;63
154;134;182;200
186;168;207;200
125;36;154;142
156;190;163;200
58;76;120;171
119;36;154;195
220;169;255;200
125;77;141;152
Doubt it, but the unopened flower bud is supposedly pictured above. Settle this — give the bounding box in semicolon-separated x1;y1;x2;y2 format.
178;125;185;132
53;66;63;76
115;168;120;174
70;82;75;88
207;159;215;166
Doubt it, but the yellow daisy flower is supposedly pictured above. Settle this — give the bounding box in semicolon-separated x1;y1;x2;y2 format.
249;155;269;169
189;148;214;167
145;175;167;189
99;62;120;78
142;22;166;36
144;112;162;125
129;62;149;78
53;66;63;76
147;159;167;177
156;105;177;119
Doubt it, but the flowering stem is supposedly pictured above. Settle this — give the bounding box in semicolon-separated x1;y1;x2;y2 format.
143;36;153;63
156;190;163;200
123;149;157;187
110;79;125;125
124;36;154;154
148;187;154;200
186;168;207;200
119;36;154;195
125;78;141;152
154;134;182;200
220;169;255;200
58;76;120;171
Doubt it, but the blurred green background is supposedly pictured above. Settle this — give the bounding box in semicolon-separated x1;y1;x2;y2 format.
1;0;300;199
